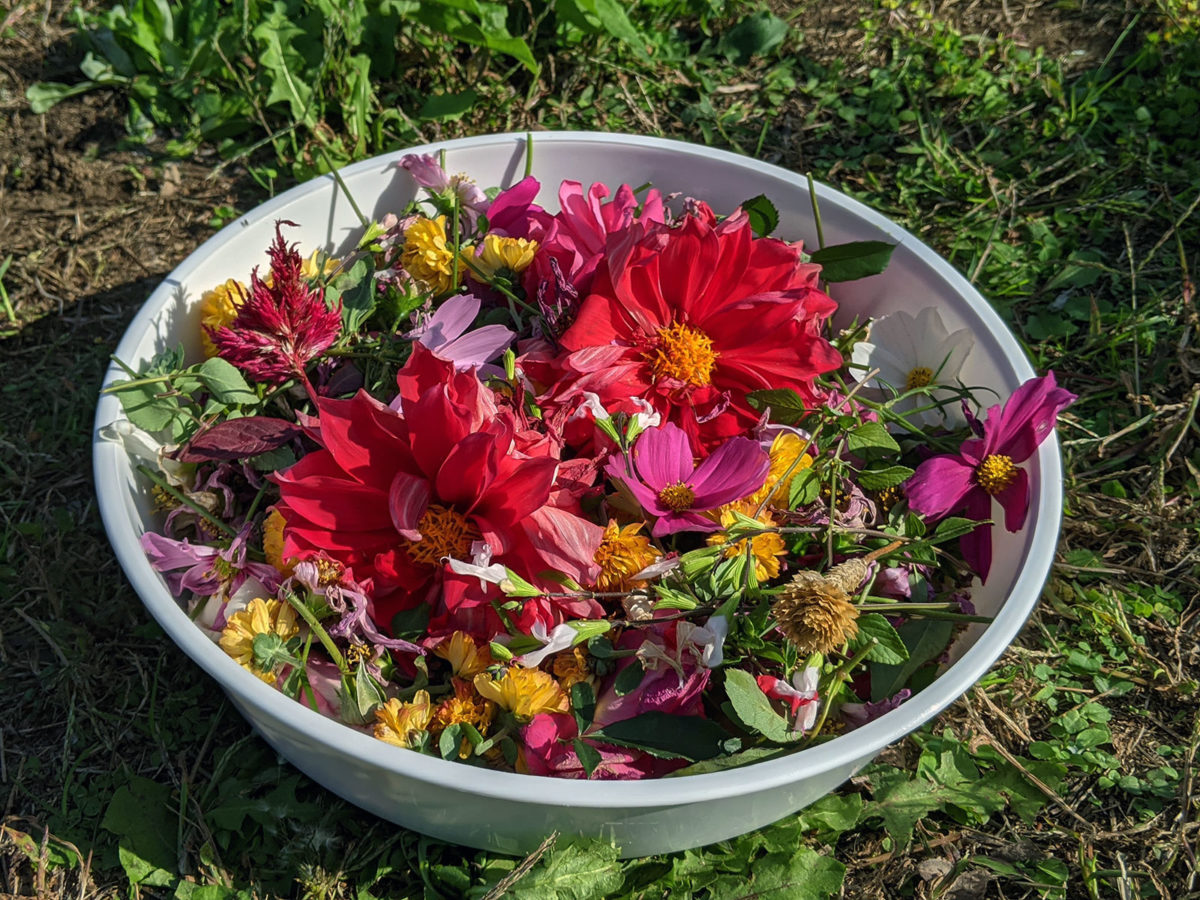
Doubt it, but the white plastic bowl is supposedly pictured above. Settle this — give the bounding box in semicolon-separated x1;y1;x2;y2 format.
93;132;1061;858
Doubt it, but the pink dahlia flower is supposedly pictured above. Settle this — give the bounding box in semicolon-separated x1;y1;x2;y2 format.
209;222;342;385
905;371;1075;582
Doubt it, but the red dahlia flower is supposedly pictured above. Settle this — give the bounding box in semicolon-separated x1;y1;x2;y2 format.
272;345;604;637
905;371;1075;582
209;222;342;385
554;208;842;453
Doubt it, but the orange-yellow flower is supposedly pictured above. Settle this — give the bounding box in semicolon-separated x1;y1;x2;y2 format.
261;509;295;576
552;647;595;692
473;667;568;723
373;691;434;748
706;500;788;582
591;521;658;592
474;234;538;278
434;631;494;679
401;216;464;294
198;279;247;358
746;431;813;508
219;597;298;683
432;678;495;758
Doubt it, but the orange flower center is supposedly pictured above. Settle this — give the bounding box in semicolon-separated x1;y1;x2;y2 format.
405;504;481;567
646;322;718;387
975;454;1017;495
905;366;933;390
657;482;696;512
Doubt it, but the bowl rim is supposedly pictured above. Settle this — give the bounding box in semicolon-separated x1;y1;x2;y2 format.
93;130;1061;808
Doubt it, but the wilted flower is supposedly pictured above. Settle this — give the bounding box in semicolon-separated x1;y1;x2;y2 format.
434;631;494;679
771;558;868;655
374;692;434;748
757;666;820;732
473;667;569;722
591;521;658;593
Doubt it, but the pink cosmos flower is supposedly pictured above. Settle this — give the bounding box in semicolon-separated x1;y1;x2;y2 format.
209;223;342;385
605;422;769;536
404;293;514;370
141;524;280;600
905;371;1075;582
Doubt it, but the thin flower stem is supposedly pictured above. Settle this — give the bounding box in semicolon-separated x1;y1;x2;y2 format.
803;640;877;745
135;465;239;539
315;143;370;232
524;132;534;178
101;373;174;393
282;590;346;673
807;172;825;250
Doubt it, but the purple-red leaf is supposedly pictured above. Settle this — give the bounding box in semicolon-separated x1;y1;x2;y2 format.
175;417;301;462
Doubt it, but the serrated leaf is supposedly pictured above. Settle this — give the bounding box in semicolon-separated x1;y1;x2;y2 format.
854;613;909;664
741;193;780;237
589;713;730;761
199;356;257;404
810;240;896;282
723;668;803;744
669;746;785;776
857;465;915;491
706;846;845;899
507;841;622;899
746;388;809;425
846;421;900;453
869;619;953;702
573;739;602;779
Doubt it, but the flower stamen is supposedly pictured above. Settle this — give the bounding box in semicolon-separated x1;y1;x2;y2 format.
657;482;696;512
905;366;934;390
975;454;1018;495
405;504;481;567
646;321;719;387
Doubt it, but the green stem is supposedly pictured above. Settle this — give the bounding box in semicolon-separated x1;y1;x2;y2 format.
315;143;369;232
102;373;174;393
524;132;534;178
803;641;876;744
136;464;238;539
806;172;825;249
281;590;346;673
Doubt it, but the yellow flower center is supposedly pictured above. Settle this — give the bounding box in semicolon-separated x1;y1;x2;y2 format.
905;366;934;390
657;482;696;512
592;521;658;592
975;454;1018;495
404;504;481;567
646;321;719;387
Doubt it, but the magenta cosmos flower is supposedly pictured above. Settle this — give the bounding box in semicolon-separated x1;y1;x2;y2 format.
905;371;1075;582
209;222;343;386
606;422;769;536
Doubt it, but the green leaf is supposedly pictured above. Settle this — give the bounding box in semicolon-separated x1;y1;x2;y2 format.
570;682;596;731
100;776;177;884
589;713;730;761
418;89;479;121
613;660;645;696
746;388;808;425
854;613;910;664
717;10;788;65
669;746;785;776
741;194;780;237
788;468;821;507
859;768;943;847
931;516;984;543
27;80;104;113
857;465;914;491
869;619;954;702
251;11;315;122
199;356;257;405
330;257;375;333
706;846;845;899
846;421;900;453
558;0;649;59
723;667;803;744
391;604;429;640
810;241;897;282
573;739;602;779
507;840;622;899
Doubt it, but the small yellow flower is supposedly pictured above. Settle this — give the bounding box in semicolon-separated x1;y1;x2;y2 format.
261;509;295;577
432;678;496;758
592;521;658;593
434;631;494;679
552;646;594;692
473;234;539;279
373;691;434;748
199;279;248;358
219;597;299;683
706;501;788;582
473;667;568;722
301;249;340;281
400;216;464;294
746;432;813;508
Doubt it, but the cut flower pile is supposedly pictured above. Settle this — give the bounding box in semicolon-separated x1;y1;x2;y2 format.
104;148;1074;779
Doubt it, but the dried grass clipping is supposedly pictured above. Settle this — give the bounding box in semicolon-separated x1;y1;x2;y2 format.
771;557;869;655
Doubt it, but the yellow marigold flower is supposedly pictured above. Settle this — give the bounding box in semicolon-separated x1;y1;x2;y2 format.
373;691;434;748
432;678;495;758
434;631;494;679
473;667;568;723
706;501;788;582
474;234;539;278
747;432;813;508
552;646;594;692
219;597;299;683
592;520;658;592
400;216;463;294
261;509;295;577
199;279;248;358
301;249;340;280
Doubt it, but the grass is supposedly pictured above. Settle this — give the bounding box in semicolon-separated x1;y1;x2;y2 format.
2;0;1199;897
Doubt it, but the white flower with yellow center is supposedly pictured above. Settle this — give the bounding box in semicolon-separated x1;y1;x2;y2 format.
850;306;975;427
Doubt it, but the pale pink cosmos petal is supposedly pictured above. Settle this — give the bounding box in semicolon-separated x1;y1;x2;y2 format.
905;454;976;519
688;436;769;508
406;293;479;344
650;509;721;538
388;470;431;541
437;324;516;369
398;153;451;192
631;422;693;488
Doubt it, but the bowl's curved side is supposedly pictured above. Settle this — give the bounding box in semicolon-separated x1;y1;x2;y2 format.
93;131;1063;855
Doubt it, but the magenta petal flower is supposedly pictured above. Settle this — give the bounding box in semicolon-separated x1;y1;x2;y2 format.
606;422;769;536
906;371;1075;582
141;525;280;598
405;294;514;369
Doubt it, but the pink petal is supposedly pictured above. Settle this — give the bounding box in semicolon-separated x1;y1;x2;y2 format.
905;455;975;519
688;436;769;508
959;490;995;583
989;371;1076;463
389;470;431;540
632;423;693;488
994;465;1030;532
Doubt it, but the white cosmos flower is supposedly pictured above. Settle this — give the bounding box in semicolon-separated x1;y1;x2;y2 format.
850;306;975;427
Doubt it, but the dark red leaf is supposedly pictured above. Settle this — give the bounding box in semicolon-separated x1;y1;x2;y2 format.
175;417;301;462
